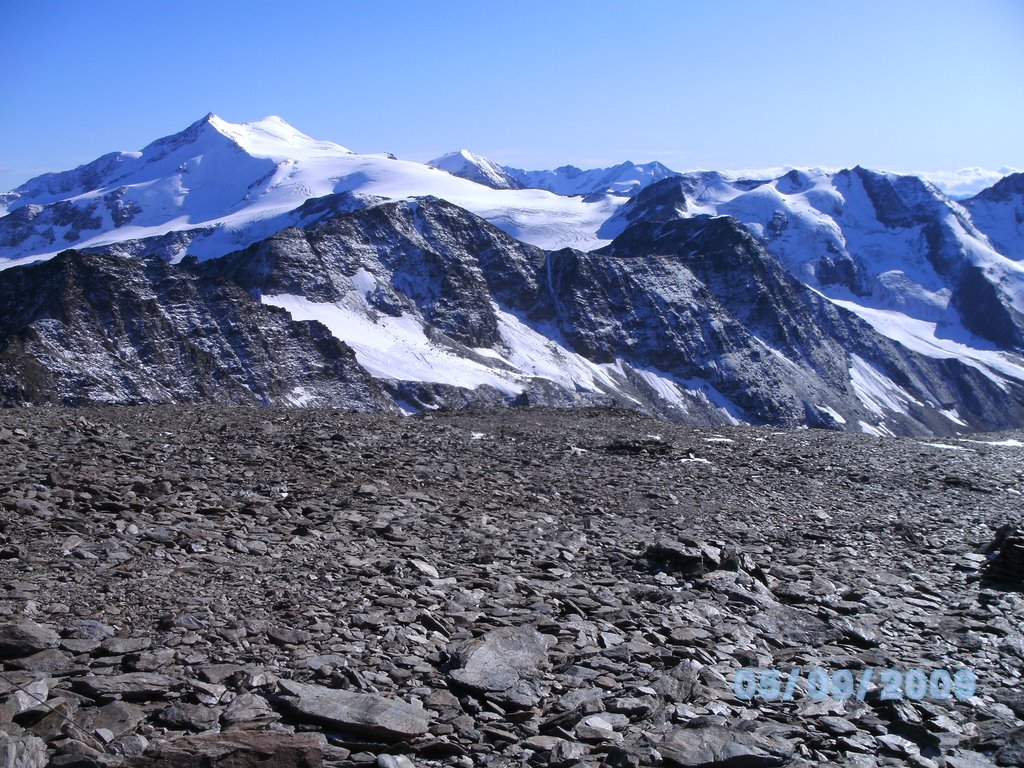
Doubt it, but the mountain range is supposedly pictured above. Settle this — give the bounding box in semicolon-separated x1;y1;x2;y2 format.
1;114;1023;436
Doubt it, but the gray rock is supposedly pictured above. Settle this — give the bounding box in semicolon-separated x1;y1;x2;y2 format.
73;672;181;701
997;728;1024;767
156;703;221;732
222;692;279;729
77;700;148;736
279;680;430;741
0;732;48;768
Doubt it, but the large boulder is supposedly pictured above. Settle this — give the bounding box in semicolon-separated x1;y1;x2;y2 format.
658;726;793;768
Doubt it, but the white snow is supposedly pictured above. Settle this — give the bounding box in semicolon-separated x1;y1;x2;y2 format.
689;165;1018;199
961;438;1024;448
286;386;314;406
264;293;521;393
940;408;969;427
857;420;895;437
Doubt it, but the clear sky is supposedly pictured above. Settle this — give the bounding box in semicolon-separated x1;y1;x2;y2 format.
2;0;1022;191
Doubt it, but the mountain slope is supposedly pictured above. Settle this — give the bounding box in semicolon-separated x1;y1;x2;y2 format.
2;197;1023;433
199;198;1024;434
3;116;1024;434
963;172;1024;264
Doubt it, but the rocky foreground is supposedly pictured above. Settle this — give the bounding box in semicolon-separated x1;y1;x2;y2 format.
0;406;1022;768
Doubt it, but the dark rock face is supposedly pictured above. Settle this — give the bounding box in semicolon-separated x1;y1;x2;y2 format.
201;198;1024;433
198;196;544;349
0;250;394;409
984;525;1024;588
1;407;1022;767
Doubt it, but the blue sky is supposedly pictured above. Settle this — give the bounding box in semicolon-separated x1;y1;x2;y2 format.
2;1;1022;190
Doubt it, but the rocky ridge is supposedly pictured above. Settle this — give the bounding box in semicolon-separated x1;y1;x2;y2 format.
1;406;1022;767
3;197;1023;435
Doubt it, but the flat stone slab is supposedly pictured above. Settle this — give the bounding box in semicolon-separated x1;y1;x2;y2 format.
0;620;59;659
659;726;793;768
447;625;549;707
73;672;182;701
278;680;430;741
128;730;324;768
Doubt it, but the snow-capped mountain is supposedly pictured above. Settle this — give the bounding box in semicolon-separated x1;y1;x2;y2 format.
2;114;1023;434
505;161;678;197
3;197;1022;434
425;153;678;197
0;114;624;265
427;150;522;190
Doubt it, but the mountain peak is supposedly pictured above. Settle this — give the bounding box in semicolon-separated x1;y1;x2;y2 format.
161;114;352;160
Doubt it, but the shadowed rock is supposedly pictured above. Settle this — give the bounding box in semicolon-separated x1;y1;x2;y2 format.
0;620;59;659
127;731;324;768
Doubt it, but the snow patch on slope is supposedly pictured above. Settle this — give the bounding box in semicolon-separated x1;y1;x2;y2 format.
849;354;921;417
830;299;1024;387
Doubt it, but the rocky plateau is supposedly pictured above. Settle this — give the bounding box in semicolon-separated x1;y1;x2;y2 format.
0;406;1022;768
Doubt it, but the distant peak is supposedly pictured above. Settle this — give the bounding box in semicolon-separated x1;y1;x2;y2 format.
427;150;520;190
430;149;486;166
